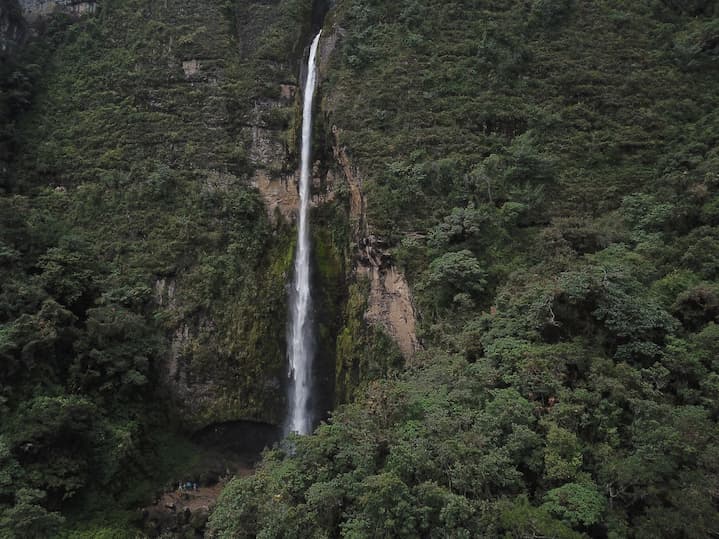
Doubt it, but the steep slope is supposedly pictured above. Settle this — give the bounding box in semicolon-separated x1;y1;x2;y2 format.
6;0;313;427
2;0;718;535
209;0;719;537
0;0;323;535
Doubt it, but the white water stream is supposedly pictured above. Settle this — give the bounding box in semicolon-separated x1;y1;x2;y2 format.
287;32;322;435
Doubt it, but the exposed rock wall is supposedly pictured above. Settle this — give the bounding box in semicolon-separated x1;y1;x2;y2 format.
156;273;288;430
249;65;340;222
331;125;365;236
0;0;25;55
145;2;319;433
248;92;300;222
328;121;421;360
315;24;421;361
18;0;96;20
8;0;322;436
359;264;420;359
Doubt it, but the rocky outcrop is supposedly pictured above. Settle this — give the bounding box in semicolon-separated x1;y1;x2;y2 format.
331;125;365;236
18;0;96;21
317;24;341;74
252;169;300;220
357;236;420;359
249;82;339;222
316;25;420;361
248;89;300;222
313;22;422;362
361;230;421;361
142;5;318;433
329;122;421;360
182;59;201;78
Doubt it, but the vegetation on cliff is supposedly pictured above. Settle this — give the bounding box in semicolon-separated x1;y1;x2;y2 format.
0;0;319;535
1;0;718;536
209;0;719;537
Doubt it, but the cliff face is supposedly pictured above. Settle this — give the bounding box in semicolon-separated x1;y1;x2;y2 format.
308;27;420;400
5;0;719;535
4;0;394;439
18;0;96;20
0;0;24;55
7;0;316;432
329;126;420;360
210;0;719;536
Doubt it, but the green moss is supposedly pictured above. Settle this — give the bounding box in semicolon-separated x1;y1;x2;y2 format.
313;228;343;284
308;220;346;414
334;278;403;403
170;226;298;429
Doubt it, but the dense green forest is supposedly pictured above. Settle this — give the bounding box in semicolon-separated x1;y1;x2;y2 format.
1;0;719;537
0;0;320;535
210;0;719;537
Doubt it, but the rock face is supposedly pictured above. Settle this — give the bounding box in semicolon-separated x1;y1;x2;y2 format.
0;0;25;56
246;86;298;222
358;219;421;361
181;59;201;78
155;274;286;431
18;0;96;20
329;122;421;360
252;169;300;221
315;25;421;361
137;3;316;434
245;80;341;226
359;259;421;360
8;0;322;438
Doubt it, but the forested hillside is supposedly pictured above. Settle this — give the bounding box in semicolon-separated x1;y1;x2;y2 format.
1;0;718;537
210;0;719;537
1;0;320;535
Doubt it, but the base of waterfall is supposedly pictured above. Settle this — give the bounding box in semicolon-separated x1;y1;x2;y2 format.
137;420;279;536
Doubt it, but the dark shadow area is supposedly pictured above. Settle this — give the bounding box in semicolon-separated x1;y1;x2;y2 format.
311;0;330;33
192;420;282;459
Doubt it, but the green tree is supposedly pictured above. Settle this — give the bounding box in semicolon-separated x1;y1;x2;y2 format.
0;488;64;539
499;495;583;539
418;250;487;315
342;473;418;539
544;423;583;482
542;482;606;528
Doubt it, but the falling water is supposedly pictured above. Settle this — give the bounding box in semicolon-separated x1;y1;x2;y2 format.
287;31;322;435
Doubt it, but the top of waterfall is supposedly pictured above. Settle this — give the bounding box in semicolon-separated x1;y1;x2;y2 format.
310;31;321;55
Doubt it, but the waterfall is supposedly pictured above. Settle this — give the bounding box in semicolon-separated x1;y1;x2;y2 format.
287;31;322;436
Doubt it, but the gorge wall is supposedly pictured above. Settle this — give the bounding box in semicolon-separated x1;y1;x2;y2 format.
0;0;24;55
247;15;421;411
5;0;418;438
5;0;322;433
17;0;96;20
4;0;719;536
